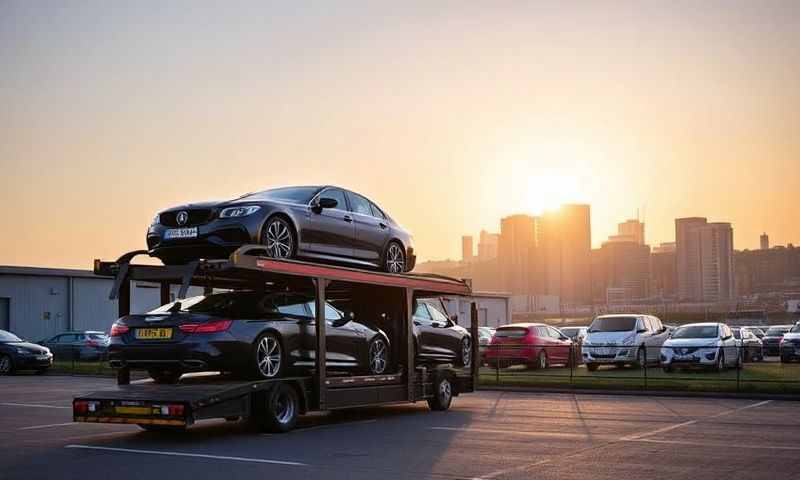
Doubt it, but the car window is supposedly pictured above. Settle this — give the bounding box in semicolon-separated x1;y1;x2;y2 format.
369;201;386;219
535;326;547;337
307;301;344;322
494;327;528;338
548;327;562;339
413;302;434;326
651;317;663;331
672;325;719;339
425;302;450;325
588;316;637;332
58;334;77;343
274;295;311;317
242;186;321;204
318;188;348;211
347;192;375;216
0;330;22;342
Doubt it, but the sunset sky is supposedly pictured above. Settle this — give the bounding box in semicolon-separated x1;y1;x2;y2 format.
2;1;799;268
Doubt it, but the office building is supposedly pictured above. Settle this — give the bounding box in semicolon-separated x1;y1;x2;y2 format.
498;215;536;295
540;205;592;305
676;218;735;302
760;233;769;250
461;235;474;262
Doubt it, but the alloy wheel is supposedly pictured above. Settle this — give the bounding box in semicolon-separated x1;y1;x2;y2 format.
461;338;472;367
257;336;282;378
0;355;10;374
265;219;293;259
385;243;405;273
538;351;547;369
369;338;387;374
439;378;452;403
274;390;296;425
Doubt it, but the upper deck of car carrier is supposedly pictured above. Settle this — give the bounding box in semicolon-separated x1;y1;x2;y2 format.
74;245;478;432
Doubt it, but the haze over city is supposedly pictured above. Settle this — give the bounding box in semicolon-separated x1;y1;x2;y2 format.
2;1;799;269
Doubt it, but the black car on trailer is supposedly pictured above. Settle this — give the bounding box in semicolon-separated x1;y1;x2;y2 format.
73;246;478;433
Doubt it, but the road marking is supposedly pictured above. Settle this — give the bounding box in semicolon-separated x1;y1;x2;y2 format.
620;400;772;441
19;422;85;431
0;402;71;409
430;426;611;441
626;438;800;450
64;445;308;466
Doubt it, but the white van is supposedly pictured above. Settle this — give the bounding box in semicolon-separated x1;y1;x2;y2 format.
583;314;669;371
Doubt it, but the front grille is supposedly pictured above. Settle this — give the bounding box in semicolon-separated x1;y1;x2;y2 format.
160;209;214;227
674;347;699;355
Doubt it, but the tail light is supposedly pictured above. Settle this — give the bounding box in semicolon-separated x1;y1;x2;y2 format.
110;323;129;337
74;400;100;414
179;319;232;334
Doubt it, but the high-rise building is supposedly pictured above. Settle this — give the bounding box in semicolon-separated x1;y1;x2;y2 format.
461;235;474;262
617;219;645;245
651;242;677;299
594;240;651;302
676;218;735;302
498;215;536;295
477;230;500;261
540;205;592;305
760;233;769;250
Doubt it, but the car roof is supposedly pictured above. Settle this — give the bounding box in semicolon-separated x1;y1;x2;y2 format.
594;314;644;318
497;322;548;329
678;322;722;328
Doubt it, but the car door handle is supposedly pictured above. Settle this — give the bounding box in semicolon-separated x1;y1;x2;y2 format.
379;222;388;229
343;215;353;223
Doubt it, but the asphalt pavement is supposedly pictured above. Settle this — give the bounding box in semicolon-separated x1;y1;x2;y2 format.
1;374;798;480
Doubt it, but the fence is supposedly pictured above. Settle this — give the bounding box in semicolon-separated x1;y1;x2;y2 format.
479;342;800;395
47;344;114;376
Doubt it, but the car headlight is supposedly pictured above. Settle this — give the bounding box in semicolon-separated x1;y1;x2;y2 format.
15;347;31;354
219;206;261;218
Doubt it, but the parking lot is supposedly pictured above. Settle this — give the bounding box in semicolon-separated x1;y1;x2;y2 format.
1;375;798;480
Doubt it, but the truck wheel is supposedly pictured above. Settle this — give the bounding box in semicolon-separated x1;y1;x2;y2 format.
149;369;183;384
256;383;299;433
427;376;453;411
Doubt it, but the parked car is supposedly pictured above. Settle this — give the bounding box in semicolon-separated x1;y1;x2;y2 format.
582;314;669;371
779;322;800;363
742;326;766;339
559;326;588;364
762;325;792;356
731;327;763;362
109;291;470;383
660;323;740;372
0;329;53;375
146;185;416;273
413;298;472;367
38;331;110;361
484;323;573;369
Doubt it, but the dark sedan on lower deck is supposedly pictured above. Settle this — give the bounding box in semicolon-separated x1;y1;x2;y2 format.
109;291;471;384
146;185;415;273
0;330;53;375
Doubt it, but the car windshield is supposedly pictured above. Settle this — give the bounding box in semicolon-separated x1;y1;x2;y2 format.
589;317;637;333
672;325;718;339
731;329;741;339
0;330;22;342
242;186;321;204
494;327;528;338
790;324;800;334
478;327;493;339
765;327;790;336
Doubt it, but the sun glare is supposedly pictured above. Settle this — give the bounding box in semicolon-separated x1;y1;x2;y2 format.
525;172;582;214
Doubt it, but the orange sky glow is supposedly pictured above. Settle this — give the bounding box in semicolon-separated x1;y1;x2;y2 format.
1;2;799;268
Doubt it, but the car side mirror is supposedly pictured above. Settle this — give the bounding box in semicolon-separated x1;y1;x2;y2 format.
315;197;338;211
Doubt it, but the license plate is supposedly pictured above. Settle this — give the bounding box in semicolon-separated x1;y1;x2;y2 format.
164;227;198;240
36;355;50;361
115;406;152;415
135;328;173;340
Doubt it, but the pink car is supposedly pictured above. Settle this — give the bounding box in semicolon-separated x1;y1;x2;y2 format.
485;323;573;369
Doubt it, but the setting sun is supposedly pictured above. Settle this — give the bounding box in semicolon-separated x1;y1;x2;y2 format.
525;172;583;214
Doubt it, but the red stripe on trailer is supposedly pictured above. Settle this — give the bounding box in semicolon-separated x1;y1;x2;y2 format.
254;258;470;295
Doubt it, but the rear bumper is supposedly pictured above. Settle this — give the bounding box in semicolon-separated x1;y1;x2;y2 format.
108;340;237;372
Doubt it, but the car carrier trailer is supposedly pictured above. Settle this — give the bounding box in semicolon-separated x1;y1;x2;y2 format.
72;245;478;432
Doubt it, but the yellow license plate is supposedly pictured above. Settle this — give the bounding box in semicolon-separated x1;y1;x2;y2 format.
115;406;153;415
135;328;173;340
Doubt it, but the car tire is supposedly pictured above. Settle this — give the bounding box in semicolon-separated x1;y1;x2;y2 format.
384;241;406;273
427;376;454;411
367;337;389;375
148;369;182;384
261;216;297;260
458;337;472;368
252;333;284;379
254;383;299;433
586;362;599;372
0;354;14;376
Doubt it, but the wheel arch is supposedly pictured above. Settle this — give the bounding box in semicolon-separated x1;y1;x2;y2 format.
258;211;300;249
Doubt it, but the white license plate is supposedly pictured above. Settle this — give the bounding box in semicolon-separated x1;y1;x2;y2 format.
36;355;50;361
164;227;198;240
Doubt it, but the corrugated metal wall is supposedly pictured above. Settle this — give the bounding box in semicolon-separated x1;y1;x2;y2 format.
0;273;204;340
